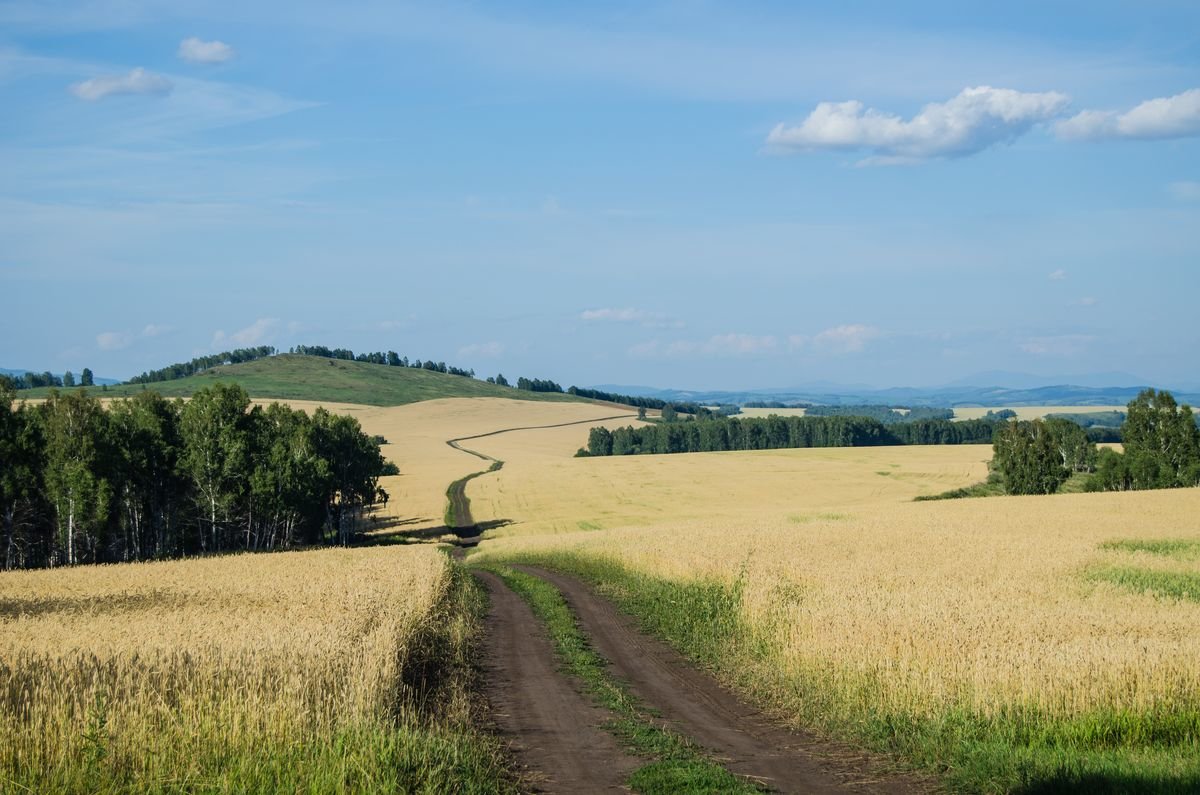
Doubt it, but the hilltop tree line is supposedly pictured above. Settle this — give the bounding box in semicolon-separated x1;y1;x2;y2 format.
580;415;999;457
128;346;278;384
2;368;96;391
0;383;386;571
289;346;477;377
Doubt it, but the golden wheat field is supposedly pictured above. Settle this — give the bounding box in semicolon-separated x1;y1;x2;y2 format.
0;544;450;786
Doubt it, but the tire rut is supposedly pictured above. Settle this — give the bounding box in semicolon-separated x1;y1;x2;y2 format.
471;569;640;793
514;565;929;795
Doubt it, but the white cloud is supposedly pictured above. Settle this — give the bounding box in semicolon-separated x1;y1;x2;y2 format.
1020;334;1095;356
705;333;777;355
1056;88;1200;141
70;67;172;101
1076;296;1098;306
581;307;683;329
96;330;133;350
178;37;235;65
812;324;880;353
142;323;169;337
1169;181;1200;201
767;86;1069;162
211;317;278;348
458;341;505;358
1049;269;1066;280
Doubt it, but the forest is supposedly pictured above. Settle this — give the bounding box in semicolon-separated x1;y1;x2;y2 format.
0;383;386;570
580;415;999;456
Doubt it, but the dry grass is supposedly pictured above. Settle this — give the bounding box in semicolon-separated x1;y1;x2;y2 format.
950;404;1129;420
0;545;480;791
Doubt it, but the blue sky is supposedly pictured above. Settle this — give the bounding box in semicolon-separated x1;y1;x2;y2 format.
2;1;1198;389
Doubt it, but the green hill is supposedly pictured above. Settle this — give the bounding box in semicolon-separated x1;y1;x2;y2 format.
17;355;591;407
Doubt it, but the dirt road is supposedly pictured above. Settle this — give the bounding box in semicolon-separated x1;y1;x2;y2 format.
513;565;926;794
472;569;640;792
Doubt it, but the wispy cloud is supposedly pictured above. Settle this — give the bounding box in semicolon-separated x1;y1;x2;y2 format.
458;341;505;358
70;67;172;100
1169;181;1200;201
1056;88;1200;141
1049;268;1067;280
212;317;278;348
812;324;880;353
767;86;1068;163
178;37;235;65
96;330;133;350
581;307;683;329
629;333;776;359
1020;334;1095;356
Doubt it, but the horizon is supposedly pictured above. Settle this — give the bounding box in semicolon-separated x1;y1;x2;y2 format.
3;2;1198;390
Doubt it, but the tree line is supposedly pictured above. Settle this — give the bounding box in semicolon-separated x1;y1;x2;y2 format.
805;405;955;424
128;346;278;384
579;415;999;457
2;368;96;391
0;383;387;570
290;346;476;377
989;390;1199;495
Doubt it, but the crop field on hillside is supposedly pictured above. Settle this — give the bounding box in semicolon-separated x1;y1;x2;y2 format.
0;545;509;792
463;405;1200;790
950;404;1130;420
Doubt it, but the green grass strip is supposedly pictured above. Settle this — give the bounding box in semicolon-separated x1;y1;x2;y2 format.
1088;565;1200;602
1100;539;1200;561
479;564;763;794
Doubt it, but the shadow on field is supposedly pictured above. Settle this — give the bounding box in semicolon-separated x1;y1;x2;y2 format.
357;519;513;547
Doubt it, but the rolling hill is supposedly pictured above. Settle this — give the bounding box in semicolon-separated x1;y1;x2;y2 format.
16;354;592;407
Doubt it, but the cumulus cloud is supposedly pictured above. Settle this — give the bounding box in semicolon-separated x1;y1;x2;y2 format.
458;341;505;358
70;67;172;101
1049;269;1066;280
1056;89;1200;141
178;37;235;64
1020;334;1095;356
812;324;880;353
581;307;683;329
96;330;133;350
767;86;1069;163
212;317;278;348
142;323;170;337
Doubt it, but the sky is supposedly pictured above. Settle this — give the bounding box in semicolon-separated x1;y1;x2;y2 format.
2;1;1199;390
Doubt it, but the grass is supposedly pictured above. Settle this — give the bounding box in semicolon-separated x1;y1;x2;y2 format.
1087;566;1200;603
479;564;763;794
472;550;1200;794
19;354;591;407
1100;539;1200;561
0;546;516;793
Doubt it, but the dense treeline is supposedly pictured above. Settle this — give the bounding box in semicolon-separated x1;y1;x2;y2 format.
517;377;564;393
580;415;999;457
564;386;718;415
129;346;277;384
0;383;387;570
988;390;1198;495
806;405;955;424
2;368;96;391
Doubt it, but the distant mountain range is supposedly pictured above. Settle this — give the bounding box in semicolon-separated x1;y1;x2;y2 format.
590;377;1200;408
1;367;122;386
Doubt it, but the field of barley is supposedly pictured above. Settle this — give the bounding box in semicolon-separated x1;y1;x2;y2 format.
0;543;509;793
463;405;1200;790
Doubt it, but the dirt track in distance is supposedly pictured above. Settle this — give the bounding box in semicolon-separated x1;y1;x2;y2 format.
515;565;928;795
471;569;640;792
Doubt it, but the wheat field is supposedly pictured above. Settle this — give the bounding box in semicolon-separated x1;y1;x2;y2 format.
0;544;506;791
